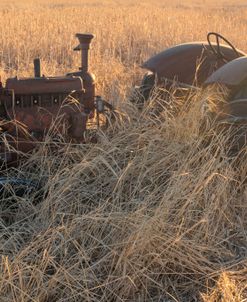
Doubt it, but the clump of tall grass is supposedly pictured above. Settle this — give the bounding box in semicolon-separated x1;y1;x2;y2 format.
0;1;247;300
0;87;246;301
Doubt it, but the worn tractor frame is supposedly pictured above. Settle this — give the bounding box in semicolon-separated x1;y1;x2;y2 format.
0;31;246;192
0;33;113;166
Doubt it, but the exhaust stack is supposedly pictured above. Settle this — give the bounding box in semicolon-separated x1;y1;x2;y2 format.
34;58;41;77
75;33;94;73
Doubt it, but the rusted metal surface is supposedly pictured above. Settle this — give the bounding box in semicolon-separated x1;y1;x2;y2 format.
139;33;247;152
0;31;246;165
204;56;247;153
6;76;84;94
210;99;247;153
5;101;86;139
74;33;95;73
67;33;96;112
34;58;41;78
205;57;247;87
213;99;247;123
205;56;247;123
142;42;245;86
0;96;88;164
0;33;97;165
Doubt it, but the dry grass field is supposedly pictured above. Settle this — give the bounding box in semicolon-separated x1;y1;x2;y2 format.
0;0;247;301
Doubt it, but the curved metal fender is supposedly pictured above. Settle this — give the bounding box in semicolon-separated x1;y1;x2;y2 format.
205;56;247;87
142;42;245;86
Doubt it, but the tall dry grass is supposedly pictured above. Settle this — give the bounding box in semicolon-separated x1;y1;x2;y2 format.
0;1;247;301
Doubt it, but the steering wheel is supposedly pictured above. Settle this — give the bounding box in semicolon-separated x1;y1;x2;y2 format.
207;32;240;63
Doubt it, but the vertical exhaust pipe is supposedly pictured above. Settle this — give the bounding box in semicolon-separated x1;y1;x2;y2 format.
75;33;94;73
34;58;41;77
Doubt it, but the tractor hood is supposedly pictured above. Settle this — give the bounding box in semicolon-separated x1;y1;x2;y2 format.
142;42;245;86
6;76;83;94
205;56;247;87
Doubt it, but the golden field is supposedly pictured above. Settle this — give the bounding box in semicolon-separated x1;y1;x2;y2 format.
0;0;247;301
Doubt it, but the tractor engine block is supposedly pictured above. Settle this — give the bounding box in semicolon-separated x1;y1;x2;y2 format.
4;76;88;140
0;33;97;165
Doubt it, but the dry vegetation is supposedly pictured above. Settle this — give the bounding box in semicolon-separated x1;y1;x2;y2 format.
0;0;247;301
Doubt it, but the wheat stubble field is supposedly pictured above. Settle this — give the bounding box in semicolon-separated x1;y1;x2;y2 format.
0;0;247;301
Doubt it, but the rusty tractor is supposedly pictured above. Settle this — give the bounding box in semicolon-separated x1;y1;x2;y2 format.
135;32;247;151
0;32;246;175
0;33;113;168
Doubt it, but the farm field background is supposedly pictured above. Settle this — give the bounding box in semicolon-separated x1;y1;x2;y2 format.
0;0;247;301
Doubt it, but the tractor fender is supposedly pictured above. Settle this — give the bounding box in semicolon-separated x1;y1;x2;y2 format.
205;56;247;87
142;42;245;86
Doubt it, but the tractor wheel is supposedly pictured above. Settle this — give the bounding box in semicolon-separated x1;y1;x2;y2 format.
140;72;155;101
131;72;155;108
